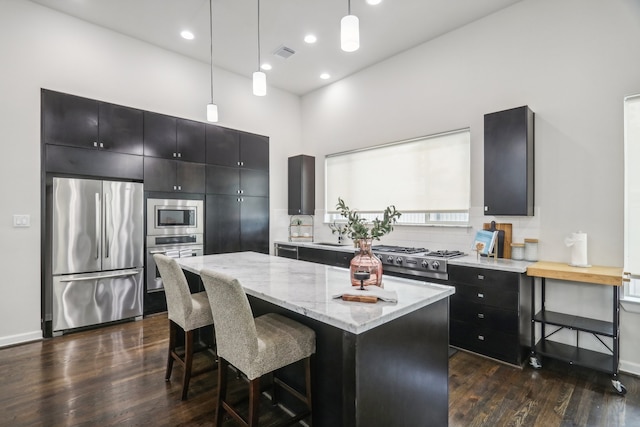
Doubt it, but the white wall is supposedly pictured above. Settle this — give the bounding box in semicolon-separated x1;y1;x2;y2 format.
300;0;640;374
0;0;302;346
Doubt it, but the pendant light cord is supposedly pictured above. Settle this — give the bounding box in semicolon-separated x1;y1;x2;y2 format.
209;0;214;103
257;0;261;71
348;0;351;15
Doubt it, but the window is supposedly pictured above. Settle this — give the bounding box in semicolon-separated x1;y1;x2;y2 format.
624;94;640;299
325;129;470;225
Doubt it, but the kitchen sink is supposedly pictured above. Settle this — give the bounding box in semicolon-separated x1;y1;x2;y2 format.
312;242;351;247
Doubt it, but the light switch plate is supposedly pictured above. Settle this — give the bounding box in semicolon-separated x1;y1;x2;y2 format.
13;214;30;227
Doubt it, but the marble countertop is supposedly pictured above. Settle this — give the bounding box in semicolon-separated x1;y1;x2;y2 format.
275;240;533;273
177;252;455;335
449;255;533;273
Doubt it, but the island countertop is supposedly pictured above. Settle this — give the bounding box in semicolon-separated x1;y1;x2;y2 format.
177;251;455;334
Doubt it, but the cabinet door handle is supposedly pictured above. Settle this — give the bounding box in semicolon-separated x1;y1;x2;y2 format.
173;185;177;190
477;313;485;319
240;190;244;194
478;274;484;280
99;142;104;148
240;161;244;166
177;185;181;191
173;152;177;157
177;152;182;158
478;335;485;341
477;293;484;298
237;161;241;166
93;141;98;147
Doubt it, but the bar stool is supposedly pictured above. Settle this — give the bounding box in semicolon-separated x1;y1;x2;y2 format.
153;254;216;401
200;269;315;427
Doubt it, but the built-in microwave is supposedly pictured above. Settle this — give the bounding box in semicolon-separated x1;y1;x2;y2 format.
146;198;204;236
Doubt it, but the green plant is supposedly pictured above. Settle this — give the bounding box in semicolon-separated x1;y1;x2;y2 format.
335;197;401;241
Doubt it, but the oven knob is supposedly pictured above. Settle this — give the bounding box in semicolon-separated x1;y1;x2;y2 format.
432;261;440;270
387;256;394;263
396;257;403;264
421;260;429;268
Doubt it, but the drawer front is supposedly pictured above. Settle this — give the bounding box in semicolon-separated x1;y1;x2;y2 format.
450;320;520;364
453;282;518;309
275;244;298;260
449;265;518;291
450;296;518;335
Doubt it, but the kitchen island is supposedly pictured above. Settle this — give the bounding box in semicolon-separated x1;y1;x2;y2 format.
177;252;455;427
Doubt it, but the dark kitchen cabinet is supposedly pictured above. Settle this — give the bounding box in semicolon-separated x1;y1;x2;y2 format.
45;144;143;180
205;194;269;255
143;157;205;193
205;165;269;197
297;247;353;268
288;155;315;215
206;126;269;171
484;105;534;216
42;89;143;155
143;112;205;163
448;264;530;366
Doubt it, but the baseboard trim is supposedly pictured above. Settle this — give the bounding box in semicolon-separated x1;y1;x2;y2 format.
0;330;43;349
620;360;640;377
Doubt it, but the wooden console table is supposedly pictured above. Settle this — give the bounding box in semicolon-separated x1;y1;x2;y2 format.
526;261;626;394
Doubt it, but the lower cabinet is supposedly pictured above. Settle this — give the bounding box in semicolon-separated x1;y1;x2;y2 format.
449;264;530;366
205;194;269;255
285;246;353;268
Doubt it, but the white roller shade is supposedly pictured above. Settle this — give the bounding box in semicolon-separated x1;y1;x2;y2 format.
625;94;640;279
325;129;470;213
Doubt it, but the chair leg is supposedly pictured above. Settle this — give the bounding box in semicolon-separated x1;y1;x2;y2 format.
165;320;177;381
304;357;313;414
215;358;229;427
248;377;261;427
181;329;194;401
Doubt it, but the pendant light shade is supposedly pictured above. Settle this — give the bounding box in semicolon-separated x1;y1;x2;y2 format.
207;103;219;122
206;0;219;122
253;0;267;96
253;71;266;96
341;14;359;52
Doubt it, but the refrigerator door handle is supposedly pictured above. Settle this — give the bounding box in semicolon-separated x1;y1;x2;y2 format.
95;192;101;260
58;269;142;283
105;192;111;258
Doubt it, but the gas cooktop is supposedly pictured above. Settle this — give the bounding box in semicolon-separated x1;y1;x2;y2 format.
371;245;466;281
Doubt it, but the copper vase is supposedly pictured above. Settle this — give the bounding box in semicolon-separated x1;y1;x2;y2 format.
350;239;383;287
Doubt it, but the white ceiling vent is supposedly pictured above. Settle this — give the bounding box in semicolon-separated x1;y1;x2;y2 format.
273;45;296;59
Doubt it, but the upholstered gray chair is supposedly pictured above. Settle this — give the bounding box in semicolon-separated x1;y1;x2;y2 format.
153;254;215;400
200;268;315;427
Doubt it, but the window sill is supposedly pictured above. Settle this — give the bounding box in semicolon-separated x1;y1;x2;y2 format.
621;296;640;314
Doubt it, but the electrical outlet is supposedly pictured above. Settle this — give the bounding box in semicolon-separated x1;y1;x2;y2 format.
13;214;30;228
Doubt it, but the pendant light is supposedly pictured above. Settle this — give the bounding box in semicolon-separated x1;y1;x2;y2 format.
252;0;267;96
206;0;219;122
341;0;359;52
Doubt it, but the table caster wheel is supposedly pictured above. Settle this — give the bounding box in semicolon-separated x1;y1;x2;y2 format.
529;356;542;369
611;379;627;395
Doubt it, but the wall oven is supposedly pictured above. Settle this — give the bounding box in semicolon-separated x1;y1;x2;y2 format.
146;234;204;292
145;198;204;292
146;198;203;236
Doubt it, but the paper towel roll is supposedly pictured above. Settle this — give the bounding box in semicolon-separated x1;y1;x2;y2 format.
565;232;590;267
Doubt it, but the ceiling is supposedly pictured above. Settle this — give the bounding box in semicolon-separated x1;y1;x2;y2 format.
29;0;522;96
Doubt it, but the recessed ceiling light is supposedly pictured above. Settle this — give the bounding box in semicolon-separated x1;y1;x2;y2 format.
180;30;194;40
320;73;331;80
261;63;272;71
366;0;382;5
304;34;317;44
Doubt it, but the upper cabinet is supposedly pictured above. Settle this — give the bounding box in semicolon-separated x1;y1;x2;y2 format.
143;112;205;163
42;89;143;155
484;106;534;216
206;126;269;171
288;155;315;215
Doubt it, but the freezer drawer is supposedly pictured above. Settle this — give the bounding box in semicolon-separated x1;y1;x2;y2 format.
52;269;143;332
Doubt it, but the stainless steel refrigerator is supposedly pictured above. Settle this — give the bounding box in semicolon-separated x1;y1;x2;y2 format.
50;177;144;333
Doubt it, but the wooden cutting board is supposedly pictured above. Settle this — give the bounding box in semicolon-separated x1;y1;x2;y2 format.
483;222;513;259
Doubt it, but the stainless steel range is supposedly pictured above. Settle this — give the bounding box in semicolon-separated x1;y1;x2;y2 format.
372;245;465;281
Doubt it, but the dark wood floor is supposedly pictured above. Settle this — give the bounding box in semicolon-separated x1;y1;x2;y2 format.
1;313;638;426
